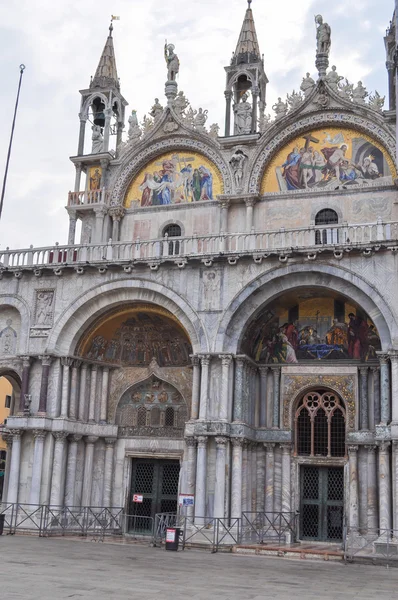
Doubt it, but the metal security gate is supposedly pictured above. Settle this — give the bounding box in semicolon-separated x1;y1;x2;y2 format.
129;459;180;532
300;466;344;542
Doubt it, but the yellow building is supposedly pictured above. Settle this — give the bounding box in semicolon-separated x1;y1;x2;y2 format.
0;376;12;498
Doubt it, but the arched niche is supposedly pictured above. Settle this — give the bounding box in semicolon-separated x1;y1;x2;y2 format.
76;304;192;368
115;374;188;438
240;287;381;364
0;306;21;357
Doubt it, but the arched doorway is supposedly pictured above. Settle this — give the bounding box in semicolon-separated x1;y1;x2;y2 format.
294;389;346;542
0;371;21;502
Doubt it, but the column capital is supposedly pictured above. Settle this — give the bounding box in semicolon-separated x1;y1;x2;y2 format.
244;197;257;208
85;435;99;445
70;434;82;443
72;359;82;369
9;429;22;439
263;442;275;451
370;365;380;373
347;444;359;454
94;205;108;217
104;437;117;447
231;437;245;448
217;196;231;210
39;355;53;367
377;440;391;452
2;432;13;446
215;436;228;446
364;444;377;452
224;90;233;100
185;436;197;448
279;443;292;453
102;365;110;373
376;352;390;364
388;350;398;362
270;366;281;373
195;435;207;448
61;357;74;367
258;365;269;376
108;205;125;221
191;355;200;367
359;366;369;375
67;208;77;220
33;429;47;440
219;354;233;366
392;440;398;448
20;356;32;369
198;354;211;367
90;364;99;372
53;431;68;442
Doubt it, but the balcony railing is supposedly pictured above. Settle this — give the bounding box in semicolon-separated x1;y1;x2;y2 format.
67;188;110;207
1;220;397;270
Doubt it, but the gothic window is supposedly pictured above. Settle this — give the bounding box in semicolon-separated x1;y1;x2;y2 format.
165;406;175;427
151;407;161;426
315;209;339;245
163;224;182;256
295;391;346;458
137;406;147;427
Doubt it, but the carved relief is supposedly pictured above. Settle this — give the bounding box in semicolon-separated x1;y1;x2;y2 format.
201;269;221;311
0;319;17;355
34;290;54;327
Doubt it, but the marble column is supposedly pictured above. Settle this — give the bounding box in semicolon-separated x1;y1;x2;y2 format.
386;60;396;110
77;116;86;156
358;447;368;532
7;430;22;504
68;210;77;245
185;437;197;519
60;357;73;418
224;91;232;136
256;444;265;513
93;206;107;244
245;198;256;232
348;445;359;529
88;365;98;423
64;435;82;507
214;437;228;518
233;357;244;422
366;445;378;530
271;367;280;428
359;367;369;430
2;434;12;502
103;438;116;508
100;367;109;423
219;355;232;421
378;441;392;532
194;436;207;520
78;364;88;421
38;355;52;414
281;444;291;513
50;432;68;506
242;441;248;513
190;356;200;420
264;443;275;513
219;199;230;236
231;438;243;518
69;360;81;421
82;436;98;507
19;357;31;413
109;206;125;243
393;441;398;531
29;430;46;505
198;356;211;420
259;367;268;428
377;353;391;424
251;443;257;511
389;351;398;423
371;366;381;426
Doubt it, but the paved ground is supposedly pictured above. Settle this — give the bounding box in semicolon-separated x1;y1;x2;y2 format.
1;536;398;600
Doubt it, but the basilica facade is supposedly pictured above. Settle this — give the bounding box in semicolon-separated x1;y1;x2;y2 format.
1;6;398;546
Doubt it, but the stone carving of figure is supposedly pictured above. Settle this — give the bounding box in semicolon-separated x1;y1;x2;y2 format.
259;113;272;133
233;93;252;135
352;81;368;104
141;114;154;135
35;291;54;326
128;110;142;140
91;125;103;154
325;65;343;91
0;319;17;355
173;91;189;117
229;149;248;189
203;270;220;310
272;97;288;120
315;14;331;55
150;98;164;122
368;91;385;112
164;42;180;81
209;123;220;139
194;108;208;132
339;78;354;100
300;73;316;97
286;90;303;110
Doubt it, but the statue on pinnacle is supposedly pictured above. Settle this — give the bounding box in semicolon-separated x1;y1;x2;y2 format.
315;15;331;79
164;42;180;82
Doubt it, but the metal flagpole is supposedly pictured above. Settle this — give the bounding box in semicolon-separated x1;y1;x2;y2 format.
0;64;26;224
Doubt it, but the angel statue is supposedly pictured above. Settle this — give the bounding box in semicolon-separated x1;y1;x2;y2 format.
315;15;331;56
164;41;180;81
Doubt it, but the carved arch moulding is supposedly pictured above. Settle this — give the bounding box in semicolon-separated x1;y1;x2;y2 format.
110;137;233;205
249;112;396;193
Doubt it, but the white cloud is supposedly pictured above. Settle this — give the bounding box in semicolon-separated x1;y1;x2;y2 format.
0;0;393;249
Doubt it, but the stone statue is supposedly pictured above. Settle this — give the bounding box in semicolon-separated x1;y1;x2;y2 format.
315;15;331;55
0;319;17;355
173;91;189;117
91;125;103;154
209;123;220;139
352;81;368;104
368;91;385;112
164;42;180;81
339;78;354;99
287;90;303;111
184;106;196;128
194;108;208;132
128;110;141;140
141;114;154;135
325;66;343;91
150;98;164;122
272;97;288;120
233;93;252;135
229;149;248;189
300;73;316;97
259;113;272;133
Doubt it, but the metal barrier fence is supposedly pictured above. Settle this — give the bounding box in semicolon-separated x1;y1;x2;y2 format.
344;527;398;567
241;512;299;545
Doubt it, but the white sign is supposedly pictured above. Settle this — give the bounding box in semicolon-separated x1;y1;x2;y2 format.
166;528;176;543
179;494;195;507
133;494;143;503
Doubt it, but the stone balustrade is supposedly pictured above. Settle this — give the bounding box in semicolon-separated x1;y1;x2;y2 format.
67;188;110;207
1;219;398;270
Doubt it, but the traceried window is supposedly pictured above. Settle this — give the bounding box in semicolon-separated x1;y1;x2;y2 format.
315;209;339;245
295;391;346;458
163;224;182;256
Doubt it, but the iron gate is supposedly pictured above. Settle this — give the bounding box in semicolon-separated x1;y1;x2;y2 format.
129;459;180;533
300;466;344;542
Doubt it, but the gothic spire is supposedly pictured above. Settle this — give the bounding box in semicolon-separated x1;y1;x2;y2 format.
90;23;120;90
232;1;261;65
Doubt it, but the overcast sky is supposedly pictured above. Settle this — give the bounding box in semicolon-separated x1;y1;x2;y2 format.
0;0;393;249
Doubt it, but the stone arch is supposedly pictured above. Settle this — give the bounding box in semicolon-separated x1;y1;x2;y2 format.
310;201;344;223
215;263;396;353
81;92;110;119
158;219;186;239
0;295;30;354
109;136;233;205
46;278;208;355
0;367;22;417
248;112;396;194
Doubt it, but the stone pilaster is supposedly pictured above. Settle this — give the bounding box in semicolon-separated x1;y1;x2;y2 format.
78;364;88;421
190;356;200;420
19;357;31;413
198;356;211;420
103;438;117;508
50;432;68;506
64;435;82;507
38;355;52;414
67;210;77;245
7;430;22;504
259;366;268;428
371;366;380;426
88;365;98;422
69;360;81;421
264;443;275;513
366;445;378;530
271;367;280;428
93;206;107;244
358;446;368;531
214;437;228;518
233;357;244;422
82;436;98;507
108;206;125;243
378;441;392;532
100;367;109;423
184;437;197;518
231;438;244;518
219;355;232;421
256;443;265;513
194;436;207;520
359;367;369;430
348;445;359;529
242;440;248;513
280;444;292;513
377;353;390;424
244;198;256;232
60;357;73;418
29;430;46;505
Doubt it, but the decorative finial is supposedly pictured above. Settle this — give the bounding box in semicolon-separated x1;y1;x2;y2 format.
110;15;120;35
248;0;252;7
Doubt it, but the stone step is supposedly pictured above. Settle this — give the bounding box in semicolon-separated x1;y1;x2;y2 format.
232;543;344;561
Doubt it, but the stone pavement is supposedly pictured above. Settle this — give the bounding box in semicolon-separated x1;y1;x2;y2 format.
1;536;397;600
